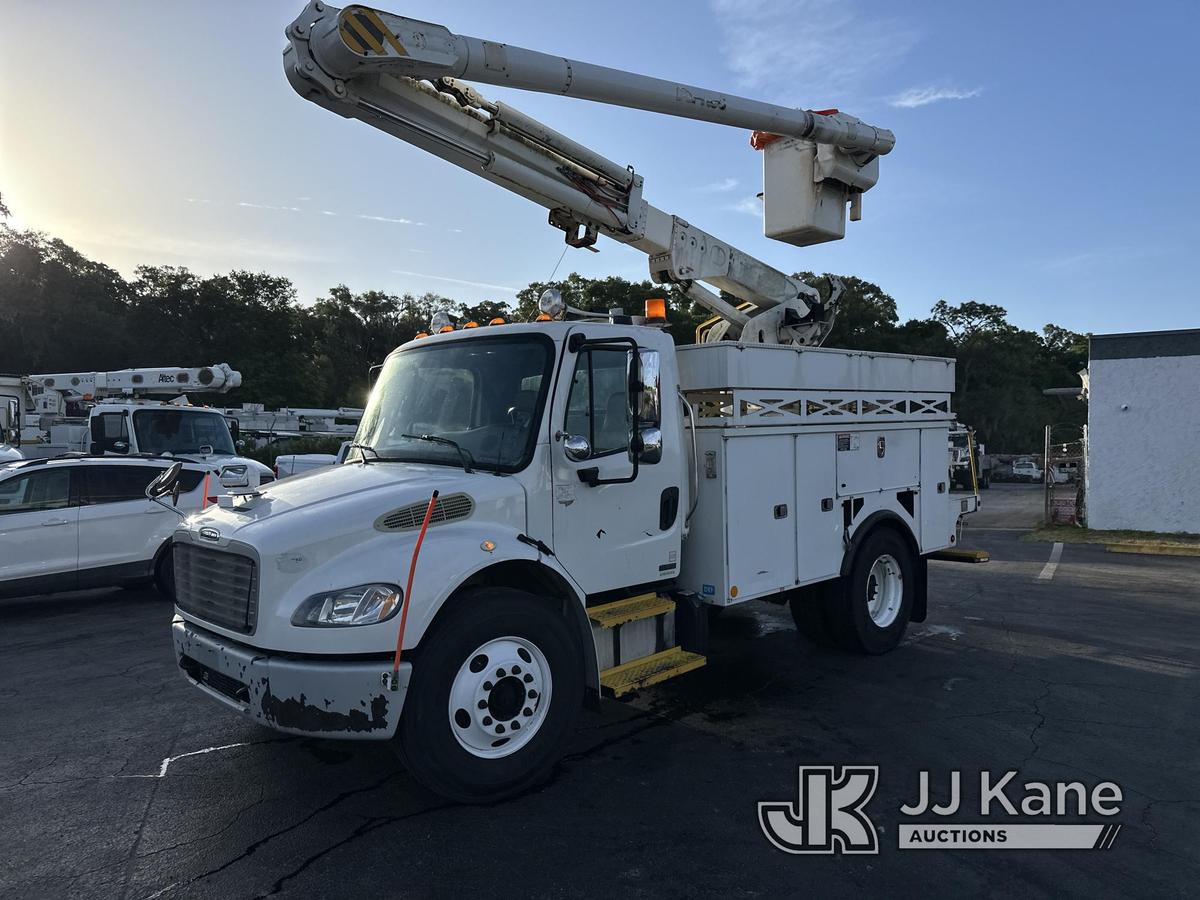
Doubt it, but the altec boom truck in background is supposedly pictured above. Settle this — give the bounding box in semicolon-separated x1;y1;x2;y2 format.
168;4;976;802
2;365;273;490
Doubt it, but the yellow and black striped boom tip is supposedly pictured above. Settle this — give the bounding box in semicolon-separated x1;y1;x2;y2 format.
338;6;408;57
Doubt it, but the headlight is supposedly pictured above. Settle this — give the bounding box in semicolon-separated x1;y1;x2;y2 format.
291;583;403;627
219;465;249;488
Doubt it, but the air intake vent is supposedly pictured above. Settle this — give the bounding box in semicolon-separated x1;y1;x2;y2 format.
375;493;474;532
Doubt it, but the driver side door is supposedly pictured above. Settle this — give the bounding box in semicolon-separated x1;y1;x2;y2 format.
549;333;682;595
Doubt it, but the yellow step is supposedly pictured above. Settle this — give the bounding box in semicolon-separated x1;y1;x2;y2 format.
587;592;674;629
929;548;990;563
600;647;706;697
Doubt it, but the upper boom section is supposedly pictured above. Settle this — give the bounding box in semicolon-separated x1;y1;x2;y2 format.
301;5;895;157
284;3;893;346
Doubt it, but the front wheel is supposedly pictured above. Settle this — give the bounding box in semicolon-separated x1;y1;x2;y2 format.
395;588;583;803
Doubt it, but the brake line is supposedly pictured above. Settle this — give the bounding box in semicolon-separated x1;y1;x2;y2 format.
386;489;439;691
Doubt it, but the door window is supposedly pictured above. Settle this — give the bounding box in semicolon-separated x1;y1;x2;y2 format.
83;465;166;504
564;349;631;458
0;468;72;514
93;412;130;453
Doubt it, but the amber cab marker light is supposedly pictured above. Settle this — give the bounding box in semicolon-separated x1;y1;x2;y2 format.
414;331;429;339
535;313;552;322
463;320;480;328
645;297;667;321
438;325;455;333
488;317;506;325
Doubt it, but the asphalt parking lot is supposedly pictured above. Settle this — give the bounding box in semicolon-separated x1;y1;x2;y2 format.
2;485;1197;898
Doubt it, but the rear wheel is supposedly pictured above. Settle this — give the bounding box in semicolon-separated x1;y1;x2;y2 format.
831;528;915;654
395;588;583;803
789;580;838;647
796;528;916;655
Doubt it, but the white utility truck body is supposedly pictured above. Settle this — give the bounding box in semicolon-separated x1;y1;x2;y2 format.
169;3;973;803
171;321;973;798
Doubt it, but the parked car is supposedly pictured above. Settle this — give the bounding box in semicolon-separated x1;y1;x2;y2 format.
1010;460;1044;482
0;456;208;599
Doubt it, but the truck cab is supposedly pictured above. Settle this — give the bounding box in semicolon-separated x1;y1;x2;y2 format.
0;377;22;462
86;401;273;491
169;316;973;803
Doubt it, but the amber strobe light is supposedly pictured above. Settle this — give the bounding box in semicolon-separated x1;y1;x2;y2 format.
645;297;667;321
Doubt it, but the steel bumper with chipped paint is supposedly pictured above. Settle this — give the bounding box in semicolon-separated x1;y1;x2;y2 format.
171;616;409;740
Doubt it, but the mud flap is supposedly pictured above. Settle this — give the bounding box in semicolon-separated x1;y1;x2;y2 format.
911;555;928;623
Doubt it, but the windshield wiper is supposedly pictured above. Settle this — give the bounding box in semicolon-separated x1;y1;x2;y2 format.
401;433;474;473
347;442;380;464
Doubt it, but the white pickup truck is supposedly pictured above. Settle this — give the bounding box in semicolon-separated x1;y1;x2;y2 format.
273;440;351;479
166;318;976;802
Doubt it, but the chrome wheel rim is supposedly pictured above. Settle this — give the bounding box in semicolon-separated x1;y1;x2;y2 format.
866;554;903;627
448;636;551;759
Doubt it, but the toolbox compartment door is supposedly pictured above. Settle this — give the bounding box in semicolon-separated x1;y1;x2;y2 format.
725;434;797;602
835;428;920;497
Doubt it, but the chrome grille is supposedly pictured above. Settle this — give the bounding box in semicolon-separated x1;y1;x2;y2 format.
173;543;258;634
374;493;474;532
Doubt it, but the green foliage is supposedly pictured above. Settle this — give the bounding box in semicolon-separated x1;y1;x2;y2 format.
0;227;1088;453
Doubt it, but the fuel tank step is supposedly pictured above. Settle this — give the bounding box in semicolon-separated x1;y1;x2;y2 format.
600;646;706;697
587;592;674;629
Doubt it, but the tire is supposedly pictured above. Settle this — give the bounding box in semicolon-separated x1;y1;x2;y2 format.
395;587;583;803
825;528;916;655
788;580;838;647
154;550;175;601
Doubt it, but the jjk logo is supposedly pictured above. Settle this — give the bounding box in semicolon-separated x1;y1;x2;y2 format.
758;766;879;854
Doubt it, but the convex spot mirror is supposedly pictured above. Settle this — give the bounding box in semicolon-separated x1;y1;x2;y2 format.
563;433;591;461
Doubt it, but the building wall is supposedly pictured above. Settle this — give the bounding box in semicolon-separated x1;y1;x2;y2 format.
1087;339;1200;534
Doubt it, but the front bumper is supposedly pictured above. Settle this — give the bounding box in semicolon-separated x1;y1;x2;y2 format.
172;616;409;740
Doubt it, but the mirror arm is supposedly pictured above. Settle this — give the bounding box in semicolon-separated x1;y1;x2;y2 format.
150;494;189;519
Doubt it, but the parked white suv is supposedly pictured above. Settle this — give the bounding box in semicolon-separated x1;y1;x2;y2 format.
0;456;208;599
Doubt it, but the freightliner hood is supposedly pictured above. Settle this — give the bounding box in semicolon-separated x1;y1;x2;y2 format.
177;461;526;557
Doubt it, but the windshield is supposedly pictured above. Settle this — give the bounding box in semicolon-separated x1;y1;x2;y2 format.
132;409;236;456
355;334;553;473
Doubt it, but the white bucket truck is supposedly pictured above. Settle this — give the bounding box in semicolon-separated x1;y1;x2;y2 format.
166;4;974;802
13;365;273;491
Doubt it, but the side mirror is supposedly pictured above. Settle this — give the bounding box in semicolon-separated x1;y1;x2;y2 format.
226;418;240;442
146;461;183;500
630;348;662;464
563;434;592;461
89;442;101;455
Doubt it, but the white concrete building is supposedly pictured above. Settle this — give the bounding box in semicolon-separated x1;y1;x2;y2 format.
1085;328;1200;534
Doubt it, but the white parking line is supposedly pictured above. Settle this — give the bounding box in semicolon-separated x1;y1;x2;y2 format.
120;742;250;778
1038;542;1064;580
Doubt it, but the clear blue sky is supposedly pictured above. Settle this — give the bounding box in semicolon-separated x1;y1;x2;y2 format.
2;0;1195;335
